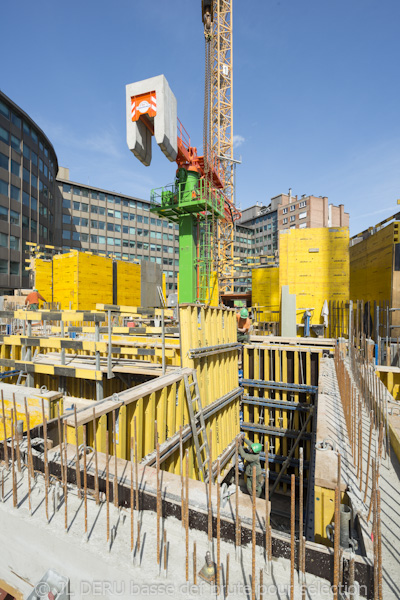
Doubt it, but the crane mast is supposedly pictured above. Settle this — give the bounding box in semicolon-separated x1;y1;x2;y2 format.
205;0;238;298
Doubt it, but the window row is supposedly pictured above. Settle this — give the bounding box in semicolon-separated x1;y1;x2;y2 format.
63;184;148;210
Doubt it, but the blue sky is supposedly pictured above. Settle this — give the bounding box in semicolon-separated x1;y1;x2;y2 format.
1;0;399;234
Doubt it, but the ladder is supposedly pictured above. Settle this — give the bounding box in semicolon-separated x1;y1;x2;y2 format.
183;371;212;483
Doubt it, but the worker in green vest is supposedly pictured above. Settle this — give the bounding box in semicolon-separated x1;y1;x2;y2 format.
239;437;263;497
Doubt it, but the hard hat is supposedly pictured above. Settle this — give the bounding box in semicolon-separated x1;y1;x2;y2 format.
240;308;248;318
251;443;262;454
34;288;38;292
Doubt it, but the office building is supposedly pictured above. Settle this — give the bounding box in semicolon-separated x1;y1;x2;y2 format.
0;91;59;292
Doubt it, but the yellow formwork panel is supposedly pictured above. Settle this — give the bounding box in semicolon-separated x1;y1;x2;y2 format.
279;228;350;330
252;267;280;320
34;259;53;304
117;261;141;306
350;222;395;305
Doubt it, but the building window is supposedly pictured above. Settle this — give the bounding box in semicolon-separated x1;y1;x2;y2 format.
23;191;30;207
10;261;19;275
299;223;307;229
31;219;37;232
10;135;21;153
81;218;88;227
290;215;295;222
73;216;80;226
73;186;81;196
282;208;287;215
0;152;8;171
11;160;20;177
10;235;19;250
0;259;7;273
0;233;7;247
290;205;295;212
299;201;307;208
299;211;307;220
72;232;80;241
0;179;8;197
73;201;80;211
282;218;288;224
0;100;9;119
10;210;19;225
81;203;88;212
0;126;9;145
31;197;37;211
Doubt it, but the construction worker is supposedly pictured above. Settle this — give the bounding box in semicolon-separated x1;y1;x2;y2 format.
25;288;46;311
239;437;263;497
236;307;251;343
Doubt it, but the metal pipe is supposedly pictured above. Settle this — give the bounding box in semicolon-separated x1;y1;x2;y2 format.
92;408;99;504
41;399;49;522
252;464;256;600
290;473;295;600
73;405;82;498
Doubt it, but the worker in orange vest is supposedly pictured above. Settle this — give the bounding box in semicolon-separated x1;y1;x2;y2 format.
25;288;46;311
236;307;251;343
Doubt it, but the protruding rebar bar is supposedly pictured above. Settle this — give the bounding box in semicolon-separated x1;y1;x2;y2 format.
92;407;99;504
1;392;9;469
83;425;88;535
217;459;221;594
290;473;295;600
185;448;189;582
252;464;256;600
106;430;110;542
10;409;17;508
112;409;118;508
41;399;49;522
73;404;82;498
130;436;134;553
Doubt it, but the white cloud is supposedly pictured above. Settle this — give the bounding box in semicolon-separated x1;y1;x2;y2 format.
233;134;245;149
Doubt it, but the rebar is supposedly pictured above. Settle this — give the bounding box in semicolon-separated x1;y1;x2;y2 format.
185;448;189;582
112;409;118;508
63;422;68;531
156;421;161;566
24;399;32;514
1;392;9;469
217;459;221;593
290;473;295;600
252;464;256;600
41;399;49;522
163;529;168;576
10;409;17;508
299;447;304;573
83;425;88;535
226;553;229;597
106;430;110;542
73;404;82;498
208;428;213;543
377;489;382;600
180;425;184;529
12;393;21;473
130;437;134;553
235;437;240;548
259;567;263;600
333;453;341;600
134;416;140;551
363;412;374;503
92;407;99;504
193;541;196;585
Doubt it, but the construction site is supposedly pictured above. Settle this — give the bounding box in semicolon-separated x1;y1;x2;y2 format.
0;2;399;600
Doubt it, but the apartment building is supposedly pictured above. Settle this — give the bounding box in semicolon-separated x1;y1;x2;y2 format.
238;191;349;258
277;192;349;232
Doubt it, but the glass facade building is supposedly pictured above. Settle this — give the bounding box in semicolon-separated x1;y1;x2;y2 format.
0;91;59;291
